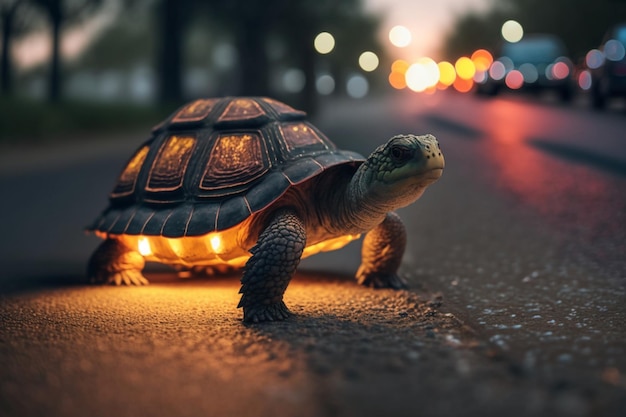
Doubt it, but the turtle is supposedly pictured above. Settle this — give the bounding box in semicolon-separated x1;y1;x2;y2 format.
87;97;444;323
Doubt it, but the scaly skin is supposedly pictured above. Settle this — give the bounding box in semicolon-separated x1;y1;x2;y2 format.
87;134;444;323
356;212;408;289
238;209;306;322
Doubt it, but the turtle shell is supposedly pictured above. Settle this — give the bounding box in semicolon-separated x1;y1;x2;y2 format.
88;97;364;238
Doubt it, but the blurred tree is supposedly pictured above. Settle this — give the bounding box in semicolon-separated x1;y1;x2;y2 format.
155;0;190;105
443;0;626;61
201;0;382;112
1;0;21;95
279;0;383;111
30;0;105;102
77;1;153;70
203;0;288;97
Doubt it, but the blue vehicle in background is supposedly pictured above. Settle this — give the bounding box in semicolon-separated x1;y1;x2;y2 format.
475;34;574;102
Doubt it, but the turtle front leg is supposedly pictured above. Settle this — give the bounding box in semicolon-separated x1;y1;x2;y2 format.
238;209;306;323
356;212;408;289
87;238;149;285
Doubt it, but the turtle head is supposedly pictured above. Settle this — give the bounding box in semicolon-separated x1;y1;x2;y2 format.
356;134;444;211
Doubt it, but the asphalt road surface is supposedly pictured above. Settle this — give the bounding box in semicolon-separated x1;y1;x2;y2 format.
1;92;625;417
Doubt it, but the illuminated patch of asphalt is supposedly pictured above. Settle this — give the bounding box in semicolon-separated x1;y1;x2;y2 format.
422;113;626;177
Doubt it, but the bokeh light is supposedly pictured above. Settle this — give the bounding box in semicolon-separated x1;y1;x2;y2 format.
389;25;412;48
578;70;592;90
405;58;439;92
389;59;409;90
455;57;476;80
585;49;605;69
501;20;524;43
391;59;409;74
346;74;369;98
316;75;335;95
314;32;335;54
358;51;379;72
437;61;456;87
505;70;524;89
388;71;407;89
519;63;538;83
489;61;507;81
604;39;626;61
453;77;473;93
283;68;305;93
549;61;570;80
473;70;488;84
471;49;493;71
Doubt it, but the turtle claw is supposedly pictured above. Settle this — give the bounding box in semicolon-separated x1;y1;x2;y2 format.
94;270;149;286
356;270;408;289
243;302;292;323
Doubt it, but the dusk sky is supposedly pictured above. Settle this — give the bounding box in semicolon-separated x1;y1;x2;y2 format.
12;0;493;69
365;0;492;60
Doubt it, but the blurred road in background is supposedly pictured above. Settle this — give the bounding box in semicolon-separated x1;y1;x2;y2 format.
1;92;625;416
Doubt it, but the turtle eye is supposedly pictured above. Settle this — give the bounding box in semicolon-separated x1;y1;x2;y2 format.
390;144;413;163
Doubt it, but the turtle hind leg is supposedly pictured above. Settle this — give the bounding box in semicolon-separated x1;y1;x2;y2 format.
238;209;306;323
87;238;149;286
356;212;408;289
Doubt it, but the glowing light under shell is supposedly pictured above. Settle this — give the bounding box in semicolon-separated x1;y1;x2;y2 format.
112;231;361;268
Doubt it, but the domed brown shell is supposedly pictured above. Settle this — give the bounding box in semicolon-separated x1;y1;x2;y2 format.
88;97;364;238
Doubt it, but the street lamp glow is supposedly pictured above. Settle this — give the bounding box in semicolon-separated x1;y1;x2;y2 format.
405;58;439;92
314;32;335;54
389;25;412;48
358;51;379;72
501;20;523;43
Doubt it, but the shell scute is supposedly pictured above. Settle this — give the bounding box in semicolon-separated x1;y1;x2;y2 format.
146;135;196;193
89;97;364;237
199;132;269;193
171;98;218;125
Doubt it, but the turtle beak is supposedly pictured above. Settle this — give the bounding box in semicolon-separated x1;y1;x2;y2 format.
415;134;445;173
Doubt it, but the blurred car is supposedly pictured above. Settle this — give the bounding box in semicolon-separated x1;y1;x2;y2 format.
586;23;626;109
475;34;574;101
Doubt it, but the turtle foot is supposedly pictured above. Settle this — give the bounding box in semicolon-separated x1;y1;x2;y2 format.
243;301;292;323
92;270;149;286
356;269;408;290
